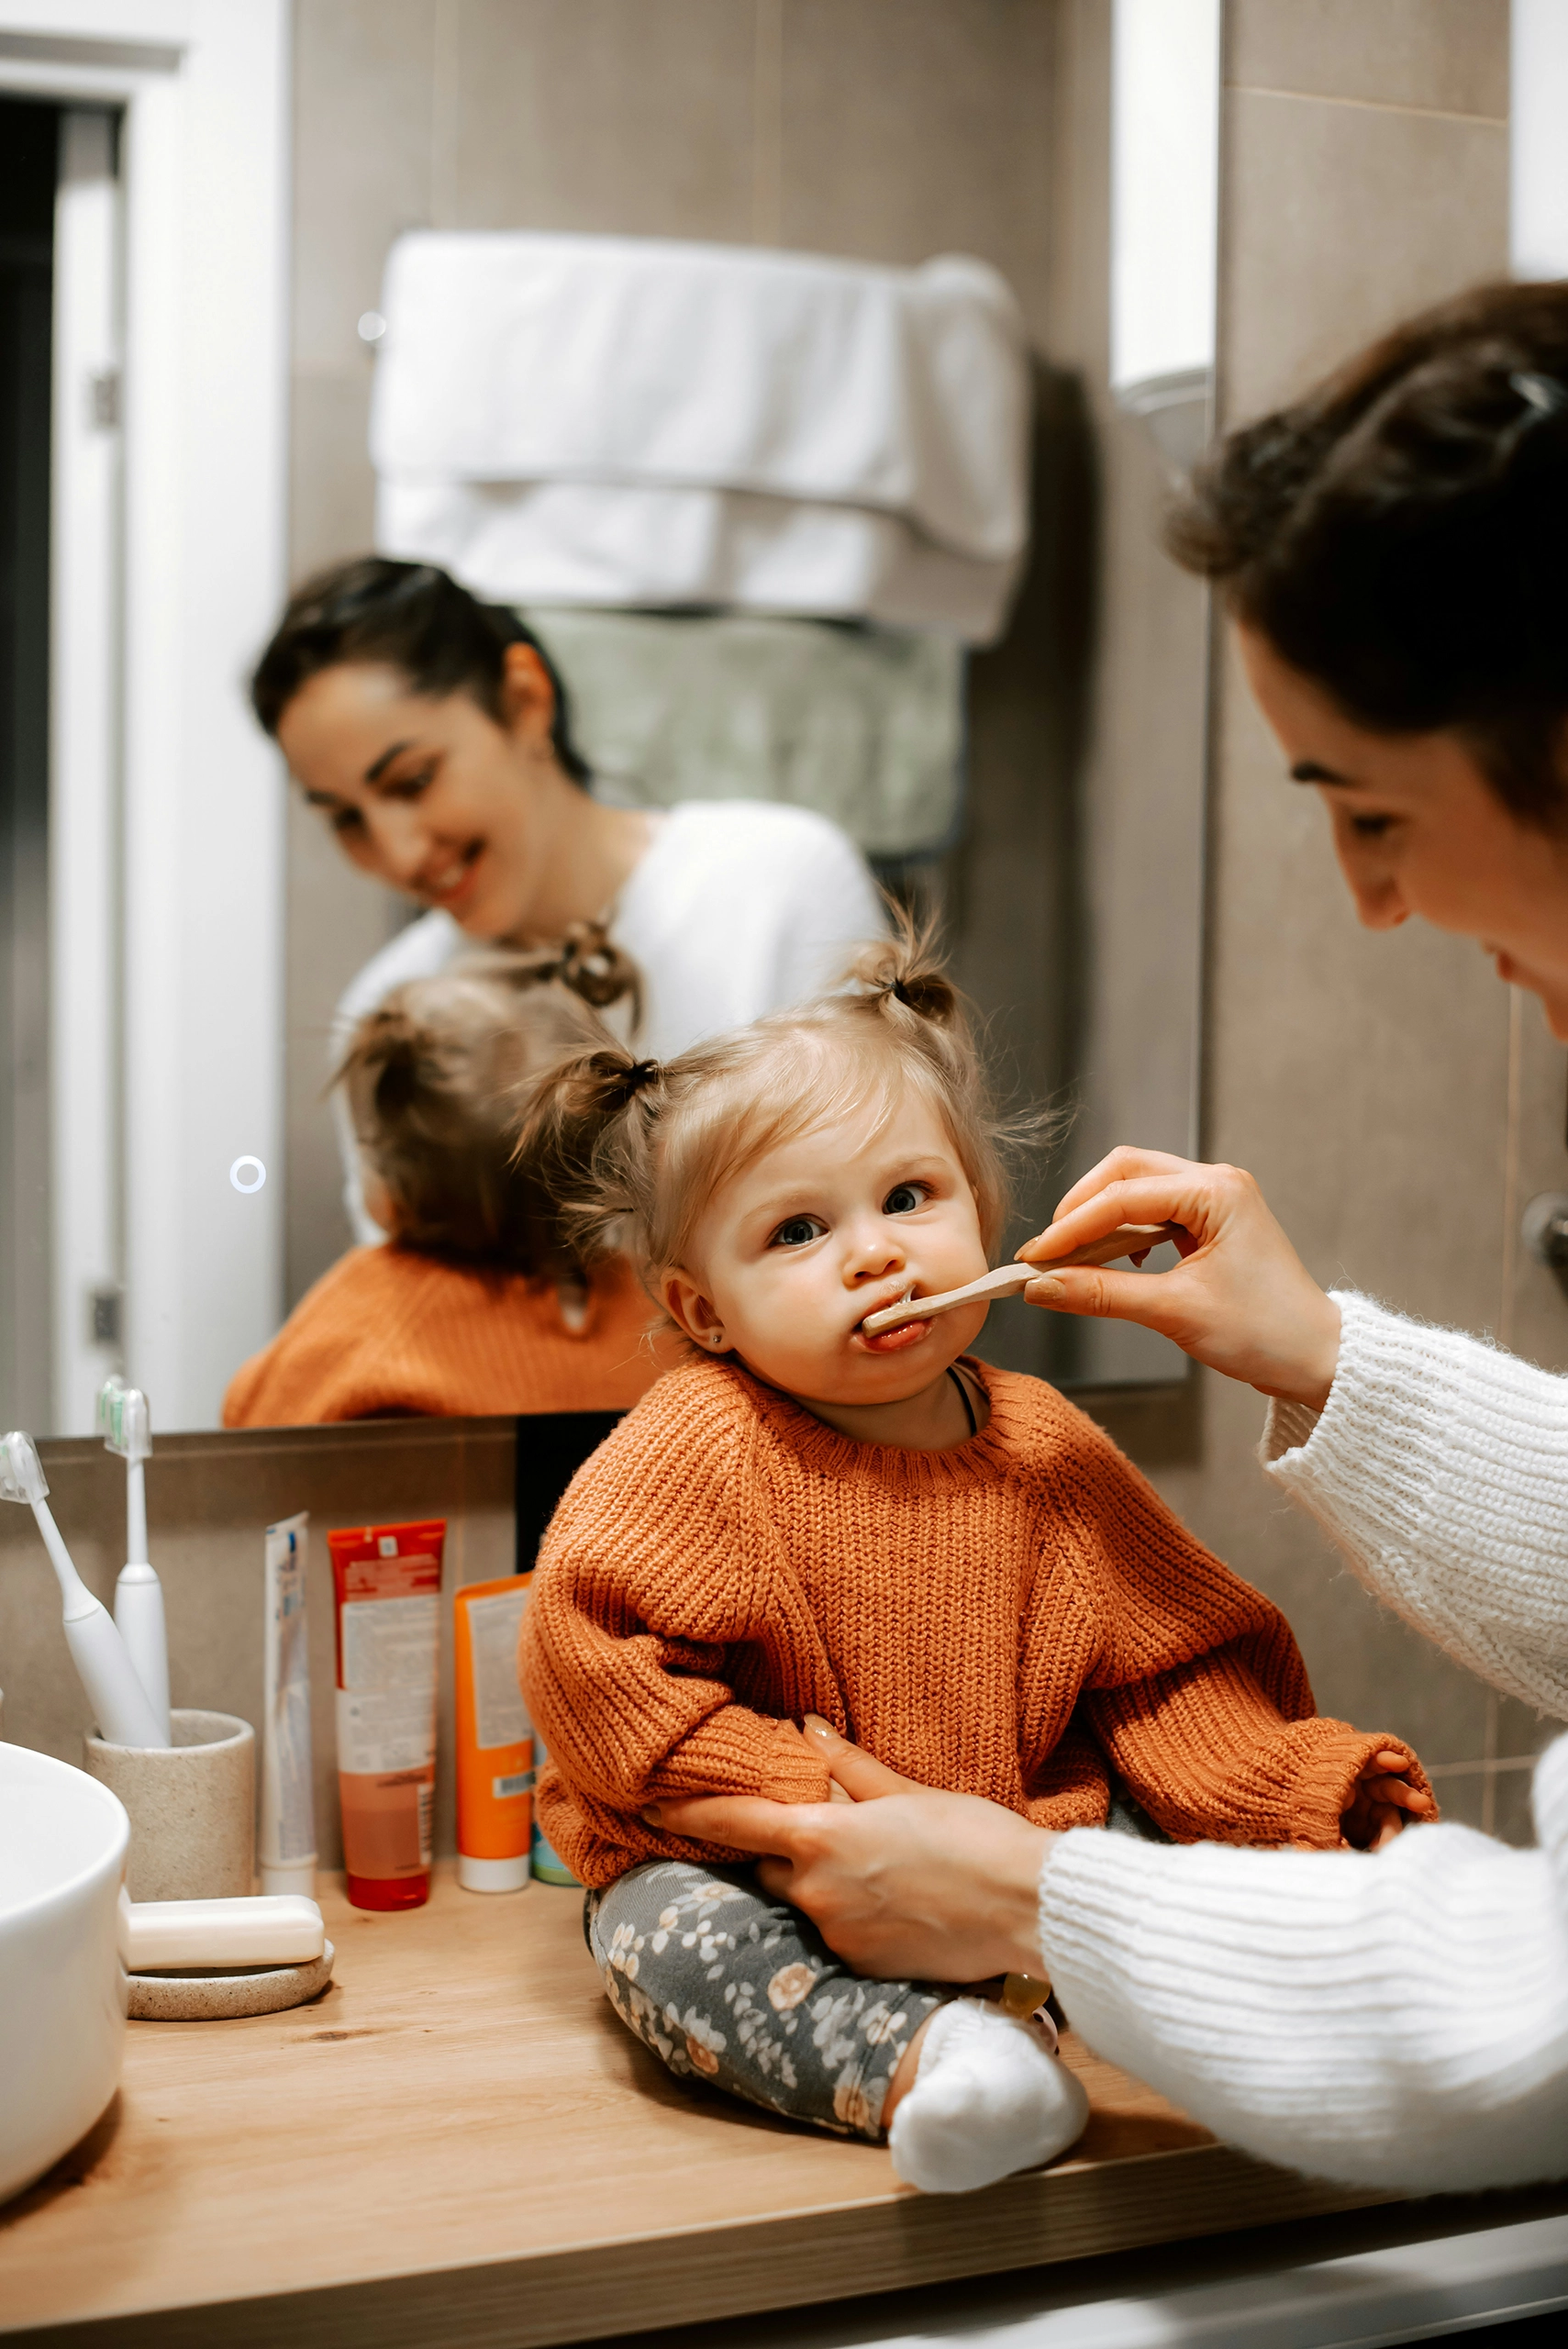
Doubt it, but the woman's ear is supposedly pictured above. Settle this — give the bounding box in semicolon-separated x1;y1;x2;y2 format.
499;640;559;754
661;1267;731;1353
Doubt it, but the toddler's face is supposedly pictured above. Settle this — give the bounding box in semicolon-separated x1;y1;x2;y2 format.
662;1083;992;1408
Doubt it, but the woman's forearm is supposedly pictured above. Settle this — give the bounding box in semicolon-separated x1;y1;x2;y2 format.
1264;1291;1568;1715
1039;1742;1568;2194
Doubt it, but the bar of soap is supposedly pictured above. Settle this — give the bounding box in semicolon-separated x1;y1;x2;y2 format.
121;1891;326;1972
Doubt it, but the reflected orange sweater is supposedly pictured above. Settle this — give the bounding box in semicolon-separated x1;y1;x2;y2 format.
519;1357;1429;1886
223;1245;666;1428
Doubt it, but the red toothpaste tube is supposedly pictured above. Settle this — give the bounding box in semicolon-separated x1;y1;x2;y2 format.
328;1519;445;1912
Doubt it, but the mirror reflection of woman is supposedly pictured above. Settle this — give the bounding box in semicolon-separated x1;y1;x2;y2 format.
251;559;885;1243
651;282;1568;2198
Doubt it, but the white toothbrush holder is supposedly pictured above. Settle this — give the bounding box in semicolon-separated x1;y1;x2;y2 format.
83;1709;255;1901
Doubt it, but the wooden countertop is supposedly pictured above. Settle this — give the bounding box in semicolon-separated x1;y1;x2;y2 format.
1;1866;1387;2348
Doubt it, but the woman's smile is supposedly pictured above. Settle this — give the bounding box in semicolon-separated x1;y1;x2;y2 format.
416;840;485;913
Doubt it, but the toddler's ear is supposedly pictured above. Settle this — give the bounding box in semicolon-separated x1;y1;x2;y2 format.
660;1266;732;1354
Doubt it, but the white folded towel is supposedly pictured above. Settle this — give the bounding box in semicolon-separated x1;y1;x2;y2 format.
372;232;1030;562
378;477;1017;644
371;233;1032;641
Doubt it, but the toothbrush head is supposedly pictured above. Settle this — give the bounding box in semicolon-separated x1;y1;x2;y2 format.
97;1376;150;1462
0;1431;49;1505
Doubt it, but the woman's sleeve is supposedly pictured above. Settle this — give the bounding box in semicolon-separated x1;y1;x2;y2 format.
1262;1290;1568;1715
1037;1733;1568;2194
758;808;888;1004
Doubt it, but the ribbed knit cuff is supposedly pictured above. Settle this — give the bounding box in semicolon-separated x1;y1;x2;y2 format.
756;1721;835;1805
1255;1290;1568;1719
1036;1797;1568;2196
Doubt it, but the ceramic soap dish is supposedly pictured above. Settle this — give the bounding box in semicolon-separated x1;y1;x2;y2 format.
121;1890;335;2021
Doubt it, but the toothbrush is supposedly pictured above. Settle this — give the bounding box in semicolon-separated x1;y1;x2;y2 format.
862;1223;1181;1334
97;1376;172;1741
0;1430;169;1747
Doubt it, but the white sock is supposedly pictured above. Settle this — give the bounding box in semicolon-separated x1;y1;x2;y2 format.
887;1998;1089;2195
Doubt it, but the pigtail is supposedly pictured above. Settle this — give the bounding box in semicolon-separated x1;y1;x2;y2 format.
337;1003;430;1135
846;907;961;1030
510;1046;664;1264
499;920;641;1024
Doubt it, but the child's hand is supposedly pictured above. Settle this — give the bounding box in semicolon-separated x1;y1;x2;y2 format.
1340;1750;1436;1850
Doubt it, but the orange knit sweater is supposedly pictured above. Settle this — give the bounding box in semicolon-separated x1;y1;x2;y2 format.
223;1245;667;1427
519;1357;1430;1887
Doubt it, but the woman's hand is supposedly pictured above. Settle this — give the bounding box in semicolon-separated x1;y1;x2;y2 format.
1340;1751;1437;1852
646;1719;1054;1982
1016;1149;1342;1409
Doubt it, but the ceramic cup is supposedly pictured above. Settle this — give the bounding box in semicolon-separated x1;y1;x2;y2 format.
83;1709;255;1901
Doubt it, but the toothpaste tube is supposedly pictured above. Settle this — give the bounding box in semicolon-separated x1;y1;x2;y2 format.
260;1511;317;1896
328;1519;445;1912
453;1575;534;1894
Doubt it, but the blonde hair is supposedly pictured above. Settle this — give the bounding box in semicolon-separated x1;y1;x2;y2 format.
339;925;638;1277
516;921;1036;1286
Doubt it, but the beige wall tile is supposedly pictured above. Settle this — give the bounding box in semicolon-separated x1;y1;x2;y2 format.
292;0;437;375
779;0;1055;332
447;0;757;237
1438;1765;1540;1848
1223;91;1508;418
287;372;378;586
1229;0;1509;119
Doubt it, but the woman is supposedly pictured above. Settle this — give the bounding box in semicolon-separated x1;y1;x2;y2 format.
648;282;1568;2196
251;558;884;1243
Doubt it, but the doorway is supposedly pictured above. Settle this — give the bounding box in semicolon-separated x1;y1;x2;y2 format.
0;95;60;1431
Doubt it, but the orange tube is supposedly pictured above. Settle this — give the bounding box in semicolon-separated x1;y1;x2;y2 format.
453;1575;534;1893
328;1520;445;1912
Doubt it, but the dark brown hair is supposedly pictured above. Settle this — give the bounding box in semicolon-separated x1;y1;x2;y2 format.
339;929;637;1276
1169;281;1568;825
250;557;591;781
514;916;1046;1290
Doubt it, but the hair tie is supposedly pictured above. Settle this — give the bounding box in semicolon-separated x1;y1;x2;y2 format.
620;1058;661;1101
1509;371;1568;429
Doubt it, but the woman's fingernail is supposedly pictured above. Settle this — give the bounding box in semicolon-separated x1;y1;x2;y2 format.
1029;1275;1066;1302
642;1805;663;1825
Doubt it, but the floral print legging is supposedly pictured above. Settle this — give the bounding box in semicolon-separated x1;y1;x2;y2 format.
585;1859;956;2142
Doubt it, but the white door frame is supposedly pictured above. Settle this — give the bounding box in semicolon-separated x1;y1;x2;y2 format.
0;0;289;1432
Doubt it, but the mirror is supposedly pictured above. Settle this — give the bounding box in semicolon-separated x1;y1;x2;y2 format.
0;0;1218;1436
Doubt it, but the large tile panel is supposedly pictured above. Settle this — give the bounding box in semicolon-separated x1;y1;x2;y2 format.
293;0;437;375
1223;88;1508;419
1229;0;1509;120
778;0;1055;330
447;0;757;237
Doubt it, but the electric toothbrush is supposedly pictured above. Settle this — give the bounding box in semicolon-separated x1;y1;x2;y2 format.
0;1430;169;1747
97;1376;172;1741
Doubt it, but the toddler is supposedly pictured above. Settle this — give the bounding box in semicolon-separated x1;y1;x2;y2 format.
516;932;1432;2192
225;933;667;1425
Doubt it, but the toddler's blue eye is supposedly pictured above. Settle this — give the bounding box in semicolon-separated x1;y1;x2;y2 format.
772;1216;823;1248
884;1184;923;1215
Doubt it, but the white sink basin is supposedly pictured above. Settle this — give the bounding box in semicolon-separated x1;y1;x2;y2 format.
0;1742;128;2204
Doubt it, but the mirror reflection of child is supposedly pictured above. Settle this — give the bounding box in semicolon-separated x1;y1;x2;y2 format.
516;930;1434;2194
223;935;669;1426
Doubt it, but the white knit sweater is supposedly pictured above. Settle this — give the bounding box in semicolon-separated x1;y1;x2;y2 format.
1038;1291;1568;2193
